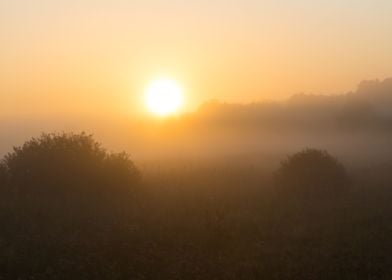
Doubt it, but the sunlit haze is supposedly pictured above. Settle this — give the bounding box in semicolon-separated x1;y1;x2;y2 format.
3;2;392;277
1;1;392;117
145;78;183;116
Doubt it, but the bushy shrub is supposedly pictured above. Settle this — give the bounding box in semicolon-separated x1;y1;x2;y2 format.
275;148;348;199
0;162;7;183
2;132;141;197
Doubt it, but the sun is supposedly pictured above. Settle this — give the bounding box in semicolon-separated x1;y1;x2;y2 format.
145;78;183;116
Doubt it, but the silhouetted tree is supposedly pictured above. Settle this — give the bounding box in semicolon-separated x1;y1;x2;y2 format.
2;132;141;197
0;163;9;198
275;149;348;199
0;163;7;185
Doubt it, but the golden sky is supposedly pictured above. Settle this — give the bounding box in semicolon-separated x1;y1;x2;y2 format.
1;0;392;116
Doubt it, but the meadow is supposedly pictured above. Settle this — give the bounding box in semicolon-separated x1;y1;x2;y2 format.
1;132;392;279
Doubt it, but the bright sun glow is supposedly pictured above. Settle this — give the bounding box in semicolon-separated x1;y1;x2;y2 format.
145;78;183;116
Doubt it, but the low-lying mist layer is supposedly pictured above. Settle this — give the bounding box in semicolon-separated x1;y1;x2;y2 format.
2;78;392;166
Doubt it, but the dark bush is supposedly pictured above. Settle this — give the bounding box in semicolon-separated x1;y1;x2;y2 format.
275;148;348;199
0;163;7;186
3;132;141;197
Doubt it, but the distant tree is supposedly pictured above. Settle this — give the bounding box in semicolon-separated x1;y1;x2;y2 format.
2;132;141;197
275;149;348;199
338;100;376;128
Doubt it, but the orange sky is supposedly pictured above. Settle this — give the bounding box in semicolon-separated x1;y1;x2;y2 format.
1;0;392;117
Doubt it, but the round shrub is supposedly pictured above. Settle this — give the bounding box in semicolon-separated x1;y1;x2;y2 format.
275;148;348;199
2;132;141;197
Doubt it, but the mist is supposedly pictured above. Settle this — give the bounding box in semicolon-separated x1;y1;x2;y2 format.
3;78;392;279
2;78;392;167
3;0;392;277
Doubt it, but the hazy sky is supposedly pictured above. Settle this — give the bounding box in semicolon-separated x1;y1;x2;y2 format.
1;0;392;116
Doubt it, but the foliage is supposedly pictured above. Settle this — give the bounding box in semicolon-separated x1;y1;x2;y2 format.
0;162;8;189
2;132;140;197
1;138;392;279
275;148;348;199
